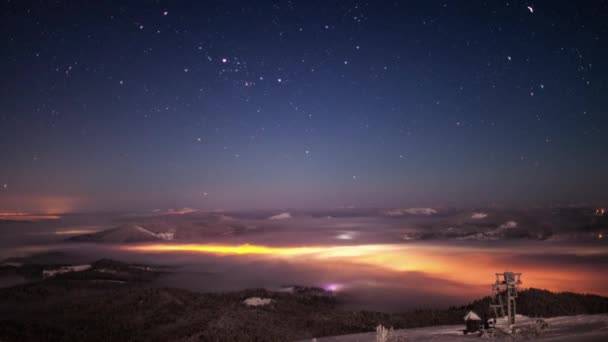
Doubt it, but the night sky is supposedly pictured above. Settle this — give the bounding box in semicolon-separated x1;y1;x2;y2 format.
1;1;607;212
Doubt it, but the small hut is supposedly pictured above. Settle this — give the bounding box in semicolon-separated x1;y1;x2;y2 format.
464;311;482;334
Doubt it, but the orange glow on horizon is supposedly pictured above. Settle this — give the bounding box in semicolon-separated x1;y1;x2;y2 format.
0;212;63;221
122;243;399;258
0;194;83;215
52;229;99;235
120;242;608;296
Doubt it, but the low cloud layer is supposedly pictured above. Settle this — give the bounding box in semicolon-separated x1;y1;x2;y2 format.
383;208;437;216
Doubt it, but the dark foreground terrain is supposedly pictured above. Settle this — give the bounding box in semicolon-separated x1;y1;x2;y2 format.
1;259;607;341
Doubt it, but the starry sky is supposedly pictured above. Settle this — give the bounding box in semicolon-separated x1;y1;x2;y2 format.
1;1;607;212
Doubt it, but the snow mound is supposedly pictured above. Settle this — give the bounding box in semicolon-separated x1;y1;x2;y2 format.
464;311;481;321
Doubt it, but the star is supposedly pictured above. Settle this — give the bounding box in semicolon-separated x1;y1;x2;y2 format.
163;11;168;16
2;184;6;189
527;5;534;13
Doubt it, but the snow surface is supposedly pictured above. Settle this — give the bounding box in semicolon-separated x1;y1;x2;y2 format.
309;314;608;342
134;225;174;241
243;297;273;306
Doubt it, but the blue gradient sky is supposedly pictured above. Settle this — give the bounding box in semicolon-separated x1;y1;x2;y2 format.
1;1;607;212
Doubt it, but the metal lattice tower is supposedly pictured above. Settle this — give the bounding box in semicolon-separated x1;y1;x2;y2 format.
490;272;522;325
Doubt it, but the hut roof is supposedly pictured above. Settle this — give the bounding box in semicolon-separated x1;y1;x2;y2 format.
464;311;481;321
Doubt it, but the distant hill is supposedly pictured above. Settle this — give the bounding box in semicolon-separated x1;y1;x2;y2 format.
67;223;173;243
66;213;259;243
459;288;608;319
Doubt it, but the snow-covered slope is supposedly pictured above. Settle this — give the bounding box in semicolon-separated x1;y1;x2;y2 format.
68;224;174;243
312;314;608;342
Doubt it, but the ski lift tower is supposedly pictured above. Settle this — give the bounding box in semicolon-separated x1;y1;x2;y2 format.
490;272;522;325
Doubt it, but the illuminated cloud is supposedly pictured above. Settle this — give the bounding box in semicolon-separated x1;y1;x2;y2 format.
268;212;292;220
162;208;198;215
471;212;488;219
218;214;238;222
118;242;608;296
323;283;344;292
335;231;356;240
